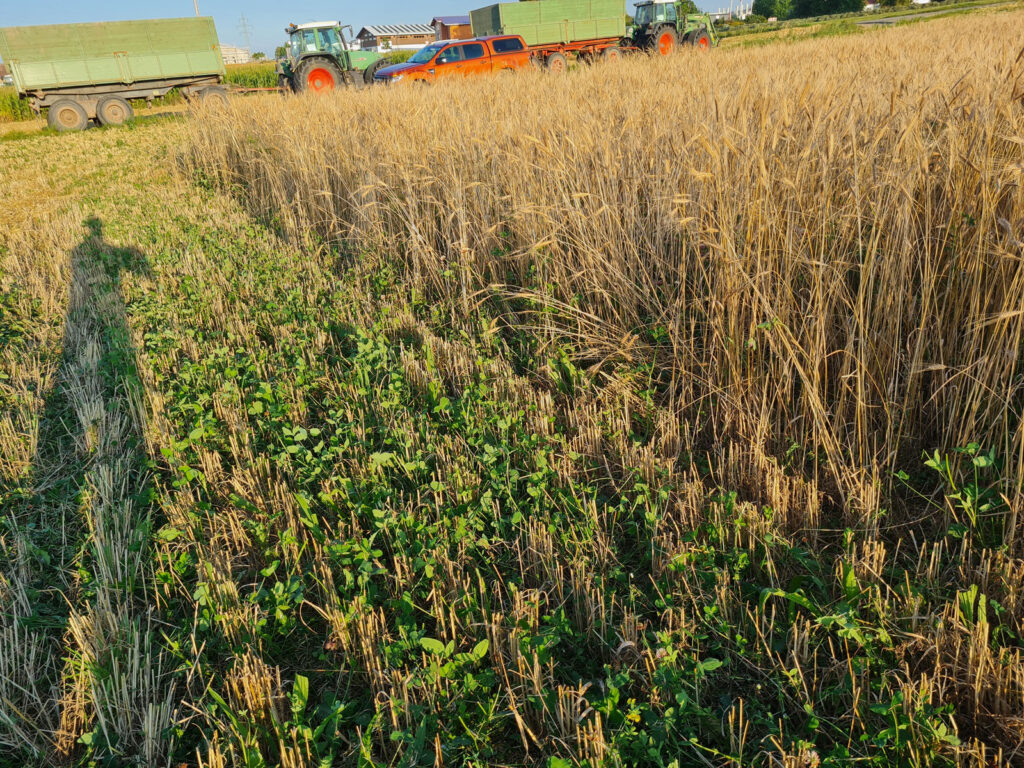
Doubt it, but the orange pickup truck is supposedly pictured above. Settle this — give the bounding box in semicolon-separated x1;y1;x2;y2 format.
373;35;532;84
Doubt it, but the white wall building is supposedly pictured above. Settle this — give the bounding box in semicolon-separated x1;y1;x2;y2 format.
221;45;252;65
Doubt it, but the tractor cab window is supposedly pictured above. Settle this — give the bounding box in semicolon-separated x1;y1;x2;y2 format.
634;3;674;23
318;27;343;54
292;29;318;56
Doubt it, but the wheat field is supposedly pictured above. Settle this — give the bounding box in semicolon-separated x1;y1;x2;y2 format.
1;9;1023;768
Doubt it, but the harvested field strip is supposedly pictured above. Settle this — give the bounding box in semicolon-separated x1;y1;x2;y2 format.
0;139;171;762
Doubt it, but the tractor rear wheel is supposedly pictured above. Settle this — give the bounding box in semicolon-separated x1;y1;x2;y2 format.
364;58;388;85
652;26;679;55
546;53;568;73
691;30;712;49
296;58;344;93
97;96;134;126
47;99;89;132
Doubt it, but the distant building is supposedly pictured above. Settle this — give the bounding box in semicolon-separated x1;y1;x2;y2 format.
431;16;473;41
356;24;435;51
221;45;252;65
711;3;753;20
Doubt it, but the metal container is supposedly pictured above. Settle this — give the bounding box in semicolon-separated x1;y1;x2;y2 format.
0;17;225;94
470;0;626;46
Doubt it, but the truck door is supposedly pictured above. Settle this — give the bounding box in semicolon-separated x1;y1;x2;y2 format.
458;42;488;76
432;43;465;79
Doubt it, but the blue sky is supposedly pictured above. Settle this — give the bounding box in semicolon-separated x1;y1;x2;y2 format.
0;1;673;58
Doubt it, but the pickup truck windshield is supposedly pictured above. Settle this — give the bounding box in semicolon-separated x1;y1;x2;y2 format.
408;43;444;64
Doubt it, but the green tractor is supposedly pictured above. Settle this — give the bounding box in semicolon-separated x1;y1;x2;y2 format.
278;21;389;92
627;2;719;55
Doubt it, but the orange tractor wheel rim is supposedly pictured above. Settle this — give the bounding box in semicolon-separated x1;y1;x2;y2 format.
698;37;710;49
307;68;334;91
659;33;674;55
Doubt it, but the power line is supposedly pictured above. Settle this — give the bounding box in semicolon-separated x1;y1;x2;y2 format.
237;14;253;52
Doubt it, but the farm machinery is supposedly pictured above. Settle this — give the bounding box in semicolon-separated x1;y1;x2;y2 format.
278;22;389;91
627;2;719;53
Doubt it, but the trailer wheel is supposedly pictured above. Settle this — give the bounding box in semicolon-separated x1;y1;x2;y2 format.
47;99;89;132
97;96;134;126
546;53;568;73
297;58;343;92
692;31;712;49
601;46;622;62
200;86;230;109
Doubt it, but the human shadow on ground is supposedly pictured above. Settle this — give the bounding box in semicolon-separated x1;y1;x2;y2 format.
2;216;151;759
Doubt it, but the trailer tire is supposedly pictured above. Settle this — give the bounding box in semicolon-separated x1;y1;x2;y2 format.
296;58;343;92
97;96;134;126
546;53;568;73
652;26;679;55
47;99;89;132
200;86;230;109
364;58;388;85
601;46;622;62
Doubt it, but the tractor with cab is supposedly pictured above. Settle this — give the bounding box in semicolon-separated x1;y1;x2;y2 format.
279;22;390;92
627;2;719;54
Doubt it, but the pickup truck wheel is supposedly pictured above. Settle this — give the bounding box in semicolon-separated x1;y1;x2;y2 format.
47;99;89;132
297;58;343;92
364;58;388;85
97;96;134;126
546;53;568;73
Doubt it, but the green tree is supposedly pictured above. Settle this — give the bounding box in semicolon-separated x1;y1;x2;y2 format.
752;0;790;17
253;51;267;61
275;45;287;59
678;0;700;13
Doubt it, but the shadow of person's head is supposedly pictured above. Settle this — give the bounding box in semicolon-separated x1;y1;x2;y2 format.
77;217;150;279
85;216;103;239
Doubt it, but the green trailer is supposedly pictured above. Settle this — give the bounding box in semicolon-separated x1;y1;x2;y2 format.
0;17;227;131
471;0;627;69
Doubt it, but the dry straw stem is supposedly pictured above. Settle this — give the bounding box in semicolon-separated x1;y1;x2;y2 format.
188;14;1024;519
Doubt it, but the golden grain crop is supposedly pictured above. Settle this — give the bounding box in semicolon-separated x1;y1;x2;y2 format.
189;14;1024;516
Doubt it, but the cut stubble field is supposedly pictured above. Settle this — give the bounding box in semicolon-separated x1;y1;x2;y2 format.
1;11;1023;768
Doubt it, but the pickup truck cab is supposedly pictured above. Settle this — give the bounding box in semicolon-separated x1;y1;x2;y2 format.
374;35;532;84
